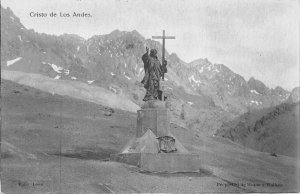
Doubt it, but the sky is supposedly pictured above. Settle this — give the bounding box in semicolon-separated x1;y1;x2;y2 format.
1;0;299;90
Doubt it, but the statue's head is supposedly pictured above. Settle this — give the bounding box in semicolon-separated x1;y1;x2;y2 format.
150;49;158;58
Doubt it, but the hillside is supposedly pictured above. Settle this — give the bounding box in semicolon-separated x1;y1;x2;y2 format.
215;102;300;157
2;70;139;113
1;79;299;193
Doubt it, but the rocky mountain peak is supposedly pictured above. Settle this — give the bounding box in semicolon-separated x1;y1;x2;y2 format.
248;77;268;95
271;86;289;96
188;58;212;68
1;6;24;28
287;87;300;103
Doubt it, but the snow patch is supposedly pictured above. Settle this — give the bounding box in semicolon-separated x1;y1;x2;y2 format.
138;68;144;76
124;75;131;80
164;77;168;81
18;35;23;42
187;101;194;105
198;66;204;73
251;90;260;95
87;80;95;84
111;72;115;76
7;57;22;66
188;75;201;85
125;63;127;68
54;75;60;80
213;69;220;73
48;63;63;73
64;69;70;75
250;100;262;105
71;77;77;80
77;46;80;51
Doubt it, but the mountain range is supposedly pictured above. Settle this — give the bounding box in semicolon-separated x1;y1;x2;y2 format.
1;6;299;156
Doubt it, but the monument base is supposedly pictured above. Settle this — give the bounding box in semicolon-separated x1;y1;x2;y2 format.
110;100;201;173
110;153;201;172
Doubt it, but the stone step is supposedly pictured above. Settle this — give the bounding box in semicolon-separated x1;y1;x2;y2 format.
110;153;202;173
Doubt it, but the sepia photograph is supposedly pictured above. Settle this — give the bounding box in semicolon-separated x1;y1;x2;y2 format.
0;0;299;193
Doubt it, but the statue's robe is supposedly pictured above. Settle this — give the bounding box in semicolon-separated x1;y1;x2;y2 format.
141;52;162;101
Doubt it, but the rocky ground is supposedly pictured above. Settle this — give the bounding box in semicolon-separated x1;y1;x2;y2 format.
1;80;299;193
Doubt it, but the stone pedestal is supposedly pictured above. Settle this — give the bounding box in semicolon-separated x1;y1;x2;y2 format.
110;100;201;172
137;108;170;138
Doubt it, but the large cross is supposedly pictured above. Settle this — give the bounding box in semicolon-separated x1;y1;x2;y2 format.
152;30;175;79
